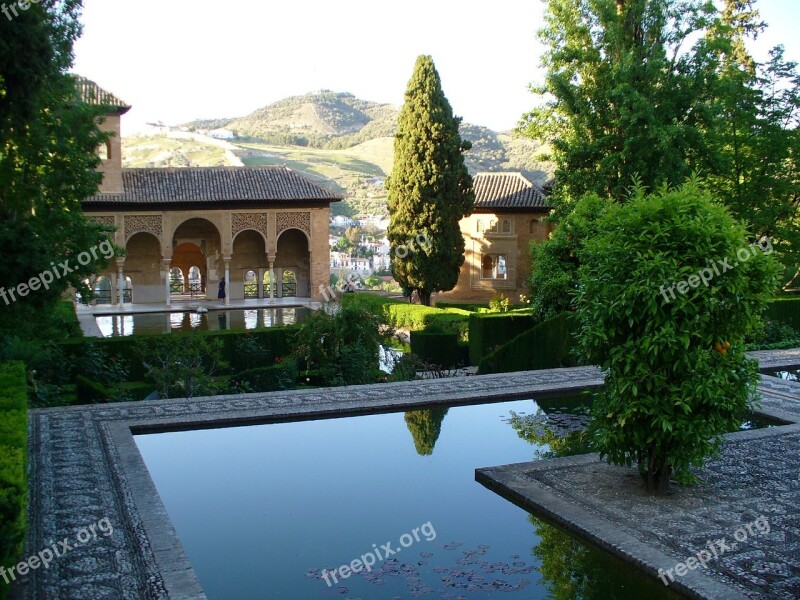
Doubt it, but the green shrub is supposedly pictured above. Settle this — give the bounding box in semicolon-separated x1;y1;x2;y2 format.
0;362;28;600
528;195;614;320
135;334;228;399
341;294;471;338
59;326;298;383
468;312;538;365
767;297;800;331
478;313;578;374
434;302;488;311
575;182;780;495
293;305;384;387
231;359;298;393
410;331;467;368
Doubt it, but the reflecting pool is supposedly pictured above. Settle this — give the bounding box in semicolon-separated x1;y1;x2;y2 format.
136;394;683;599
96;307;309;337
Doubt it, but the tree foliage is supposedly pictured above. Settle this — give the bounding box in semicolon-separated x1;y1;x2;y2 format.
522;0;800;288
528;195;613;319
0;0;117;338
520;0;717;209
575;181;780;494
387;55;474;306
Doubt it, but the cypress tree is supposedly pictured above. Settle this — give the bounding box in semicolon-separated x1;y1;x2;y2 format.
387;55;474;306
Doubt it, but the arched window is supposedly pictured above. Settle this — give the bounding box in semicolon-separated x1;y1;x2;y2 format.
489;220;498;233
476;220;484;233
502;220;511;233
244;270;258;299
282;270;297;297
97;139;112;160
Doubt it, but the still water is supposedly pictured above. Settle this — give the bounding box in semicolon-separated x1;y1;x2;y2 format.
136;394;682;600
96;307;309;337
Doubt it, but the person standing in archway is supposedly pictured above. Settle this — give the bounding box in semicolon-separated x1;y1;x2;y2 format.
217;279;226;302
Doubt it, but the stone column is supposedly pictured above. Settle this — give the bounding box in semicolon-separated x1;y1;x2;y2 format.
116;259;125;305
269;259;275;303
163;260;172;307
224;257;231;306
257;268;264;299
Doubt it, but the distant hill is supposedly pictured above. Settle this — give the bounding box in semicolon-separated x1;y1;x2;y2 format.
127;91;554;217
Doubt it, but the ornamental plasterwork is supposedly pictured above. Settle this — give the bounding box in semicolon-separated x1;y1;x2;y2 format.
232;212;269;242
276;211;311;237
124;215;163;241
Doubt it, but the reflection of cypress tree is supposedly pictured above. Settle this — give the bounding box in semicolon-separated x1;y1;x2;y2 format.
404;407;449;456
529;515;679;600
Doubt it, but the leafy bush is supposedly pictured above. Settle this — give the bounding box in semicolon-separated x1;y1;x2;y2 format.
528;195;613;320
341;294;470;338
575;182;780;495
488;293;511;313
468;312;538;365
0;362;28;600
293;305;384;387
478;313;578;374
746;319;800;351
136;335;228;399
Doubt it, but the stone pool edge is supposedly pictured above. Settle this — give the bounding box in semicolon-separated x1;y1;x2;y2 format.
24;366;605;599
476;375;800;600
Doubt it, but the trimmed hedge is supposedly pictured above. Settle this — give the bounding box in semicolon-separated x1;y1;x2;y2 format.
767;297;800;331
468;312;538;365
0;362;28;600
478;313;578;374
341;294;471;338
410;331;468;368
434;302;488;312
60;326;299;382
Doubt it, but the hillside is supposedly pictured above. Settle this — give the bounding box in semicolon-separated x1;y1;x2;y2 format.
125;91;554;217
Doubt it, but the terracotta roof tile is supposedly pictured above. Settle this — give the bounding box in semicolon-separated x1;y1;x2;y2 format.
473;172;551;211
72;76;131;115
84;167;342;206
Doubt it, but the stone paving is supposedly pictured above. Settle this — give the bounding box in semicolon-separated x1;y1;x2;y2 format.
16;351;800;599
478;370;800;600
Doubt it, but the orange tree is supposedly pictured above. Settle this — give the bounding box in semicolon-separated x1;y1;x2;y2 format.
575;180;779;495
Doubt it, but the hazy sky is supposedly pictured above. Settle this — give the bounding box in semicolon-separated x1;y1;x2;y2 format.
71;0;800;134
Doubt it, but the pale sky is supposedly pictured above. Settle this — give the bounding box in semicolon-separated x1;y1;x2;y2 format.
71;0;800;134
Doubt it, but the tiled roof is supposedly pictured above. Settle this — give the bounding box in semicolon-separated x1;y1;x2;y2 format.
72;76;131;115
84;167;342;206
473;172;551;211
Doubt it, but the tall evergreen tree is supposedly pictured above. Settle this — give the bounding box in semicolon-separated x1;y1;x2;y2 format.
387;55;474;306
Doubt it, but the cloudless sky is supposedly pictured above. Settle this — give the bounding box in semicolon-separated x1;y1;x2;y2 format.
72;0;800;134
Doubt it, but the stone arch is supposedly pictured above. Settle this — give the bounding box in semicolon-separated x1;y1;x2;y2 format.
275;228;310;298
171;217;223;300
125;232;163;303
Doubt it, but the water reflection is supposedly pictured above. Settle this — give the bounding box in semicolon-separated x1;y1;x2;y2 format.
404;407;449;456
96;307;309;337
530;515;683;600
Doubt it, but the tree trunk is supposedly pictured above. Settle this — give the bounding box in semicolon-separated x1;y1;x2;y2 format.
417;289;432;306
640;452;671;496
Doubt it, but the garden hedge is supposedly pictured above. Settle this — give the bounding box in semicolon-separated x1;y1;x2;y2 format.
232;360;299;393
410;331;468;368
341;294;471;338
468;312;538;365
767;297;800;331
59;326;299;381
478;313;578;374
0;362;28;600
